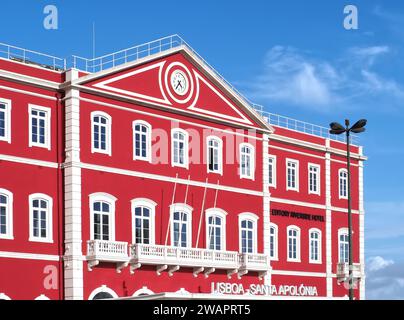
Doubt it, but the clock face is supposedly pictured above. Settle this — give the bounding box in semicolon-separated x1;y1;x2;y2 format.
170;70;188;96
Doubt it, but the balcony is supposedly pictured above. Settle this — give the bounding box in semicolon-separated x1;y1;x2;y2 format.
86;240;129;273
336;263;362;282
239;253;270;279
129;244;270;278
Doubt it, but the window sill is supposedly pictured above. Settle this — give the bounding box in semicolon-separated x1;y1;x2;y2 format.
0;235;14;240
29;237;54;244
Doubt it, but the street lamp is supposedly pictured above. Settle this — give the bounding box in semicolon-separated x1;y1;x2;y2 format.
329;119;367;301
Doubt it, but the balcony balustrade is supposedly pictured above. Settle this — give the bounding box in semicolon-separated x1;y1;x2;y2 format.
86;240;129;272
129;244;270;278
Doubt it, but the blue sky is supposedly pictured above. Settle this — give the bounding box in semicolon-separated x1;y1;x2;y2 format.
1;0;403;299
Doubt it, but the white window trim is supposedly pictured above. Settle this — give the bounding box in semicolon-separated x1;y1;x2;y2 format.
89;193;117;241
28;193;53;243
238;212;259;254
170;203;193;247
91;111;112;156
286;158;299;192
88;285;118;300
308;163;321;196
0;293;11;300
269;222;278;260
239;143;255;180
286;225;301;262
0;188;13;240
131;198;157;245
0;98;12;144
132;286;155;297
309;227;322;264
338;168;348;199
28;104;51;150
171;128;189;169
338;227;349;263
35;294;50;300
206;136;223;175
133;120;152;163
205;208;227;251
268;155;277;188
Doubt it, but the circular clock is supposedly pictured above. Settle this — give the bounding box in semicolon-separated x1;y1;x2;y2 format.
170;70;188;96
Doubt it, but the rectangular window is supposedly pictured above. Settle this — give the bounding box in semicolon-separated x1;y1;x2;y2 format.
240;144;255;179
268;155;276;187
309;230;321;263
207;138;222;174
29;105;51;150
0;99;11;143
308;164;320;195
286;159;299;191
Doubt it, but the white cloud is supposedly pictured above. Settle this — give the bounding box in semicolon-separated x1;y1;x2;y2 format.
367;256;394;272
244;45;404;113
366;258;404;300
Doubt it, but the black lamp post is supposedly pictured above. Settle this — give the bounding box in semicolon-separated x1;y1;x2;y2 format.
329;119;367;301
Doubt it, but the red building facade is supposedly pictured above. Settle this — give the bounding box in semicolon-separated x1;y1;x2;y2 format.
0;36;366;300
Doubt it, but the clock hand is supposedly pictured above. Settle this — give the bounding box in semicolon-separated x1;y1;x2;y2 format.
176;80;183;90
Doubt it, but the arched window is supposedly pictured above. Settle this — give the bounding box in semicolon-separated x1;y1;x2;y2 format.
29;194;53;243
131;198;156;245
171;129;188;168
170;204;193;248
339;169;348;199
269;223;278;260
309;228;322;263
240;143;255;179
205;208;227;251
287;225;300;262
132;287;155;297
89;193;117;241
0;188;13;239
91;111;111;155
207;136;222;174
239;213;258;253
133;121;152;162
0;293;11;300
338;228;349;263
88;286;118;300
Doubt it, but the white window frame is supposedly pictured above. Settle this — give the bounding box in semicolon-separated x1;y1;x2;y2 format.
206;136;223;175
269;222;278;260
29;193;53;243
338;228;349;263
89;193;117;241
339;169;348;199
287;225;301;262
309;228;322;264
205;208;227;251
286;158;299;192
239;143;255;180
88;285;118;300
131;198;156;245
0;98;12;144
91;111;112;156
28;104;51;150
170;203;193;248
0;188;13;240
268;155;277;187
133;120;152;162
238;212;259;254
308;163;321;195
171;128;189;169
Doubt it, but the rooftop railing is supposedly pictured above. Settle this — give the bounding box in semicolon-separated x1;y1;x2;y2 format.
0;36;359;145
0;42;66;71
254;105;359;145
